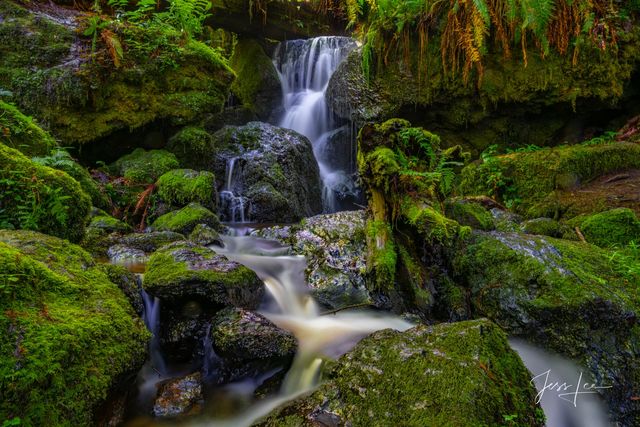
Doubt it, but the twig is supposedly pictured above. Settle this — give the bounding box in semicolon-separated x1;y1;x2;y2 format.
321;303;375;316
575;227;587;243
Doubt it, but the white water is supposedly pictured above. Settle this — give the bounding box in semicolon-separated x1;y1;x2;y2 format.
509;339;614;427
191;235;412;426
274;37;358;212
220;157;248;223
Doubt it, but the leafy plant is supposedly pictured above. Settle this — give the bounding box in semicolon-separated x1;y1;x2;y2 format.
581;131;619;146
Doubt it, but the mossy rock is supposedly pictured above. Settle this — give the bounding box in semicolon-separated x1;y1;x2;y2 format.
451;231;640;425
156;169;217;210
444;199;495;231
189;223;222;247
459;142;640;218
0;1;235;145
576;208;640;248
260;319;544;427
89;213;132;234
230;38;282;121
0;230;148;426
0;100;55;156
150;203;221;235
166;126;217;170
111;148;180;183
520;217;562;238
0;143;91;242
143;241;264;309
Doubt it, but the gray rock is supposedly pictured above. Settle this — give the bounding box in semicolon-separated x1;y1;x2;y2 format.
152;372;203;418
255;210;370;309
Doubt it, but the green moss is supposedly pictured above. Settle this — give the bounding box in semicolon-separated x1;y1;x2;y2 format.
156;169;216;209
444;199;495;231
0;101;55;156
111;148;179;183
0;2;234;145
150;203;220;235
402;201;471;244
262;319;543;427
459;142;640;217
166;126;216;170
576;208;640;248
365;220;396;291
143;241;262;307
230;38;281;118
89;214;132;234
0;143;91;242
520;217;562;238
0;230;148;426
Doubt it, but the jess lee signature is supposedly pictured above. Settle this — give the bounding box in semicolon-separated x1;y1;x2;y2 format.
531;370;612;407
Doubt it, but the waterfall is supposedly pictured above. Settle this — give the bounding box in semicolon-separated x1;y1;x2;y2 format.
141;288;166;374
219;156;248;223
196;235;412;426
202;323;223;381
274;37;358;213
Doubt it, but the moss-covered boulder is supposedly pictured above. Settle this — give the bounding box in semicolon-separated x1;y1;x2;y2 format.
0;1;234;145
156;169;217;210
260;319;543;426
211;122;322;222
575;208;640;248
0;230;148;426
166;126;217;171
111;148;179;183
143;241;264;309
459;142;640;218
150;203;221;235
257;211;371;309
0;143;91;242
89;212;132;234
0;100;55;156
451;231;640;425
230;38;282;121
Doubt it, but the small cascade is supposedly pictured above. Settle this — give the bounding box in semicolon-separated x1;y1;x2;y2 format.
140;288;166;374
202;323;223;381
274;37;359;212
219;157;249;223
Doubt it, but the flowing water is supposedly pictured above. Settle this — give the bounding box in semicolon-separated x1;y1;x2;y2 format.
274;37;359;212
219;157;248;223
509;339;614;427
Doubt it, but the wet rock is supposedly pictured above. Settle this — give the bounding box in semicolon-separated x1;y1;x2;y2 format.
160;317;209;362
189;224;222;247
490;208;522;232
212;307;296;361
256;211;370;309
143;241;263;309
259;319;543;426
451;231;640;425
107;244;148;266
152;372;203;418
116;231;185;253
211;122;322;222
99;263;144;315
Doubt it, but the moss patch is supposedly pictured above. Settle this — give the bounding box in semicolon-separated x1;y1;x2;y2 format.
577;208;640;248
111;148;179;184
0;101;56;156
150;203;220;235
156;169;216;209
0;230;148;426
166;126;217;170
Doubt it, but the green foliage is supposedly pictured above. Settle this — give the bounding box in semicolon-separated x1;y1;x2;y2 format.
0;101;55;157
0;144;90;242
0;230;148;426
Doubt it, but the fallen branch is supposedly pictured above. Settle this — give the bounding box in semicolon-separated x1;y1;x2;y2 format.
321;303;375;316
575;227;587;243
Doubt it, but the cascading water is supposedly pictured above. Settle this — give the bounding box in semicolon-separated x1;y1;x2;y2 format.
141;288;166;375
189;235;412;426
219;156;248;223
274;37;359;212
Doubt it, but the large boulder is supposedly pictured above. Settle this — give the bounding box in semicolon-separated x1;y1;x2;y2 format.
451;231;640;425
260;319;543;426
111;148;180;184
256;211;370;309
0;230;148;426
143;241;264;309
0;143;91;242
211;122;322;222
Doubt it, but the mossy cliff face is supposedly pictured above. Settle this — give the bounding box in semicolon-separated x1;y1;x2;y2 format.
0;230;148;426
230;38;282;121
450;231;640;425
0;1;234;146
328;23;640;153
458;141;640;218
259;319;544;426
0;143;91;242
